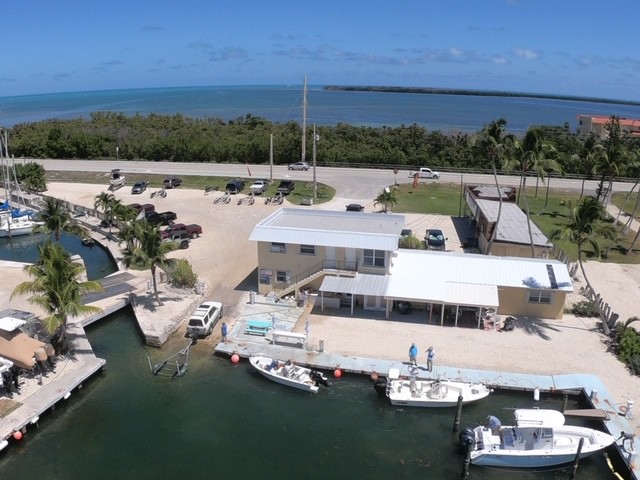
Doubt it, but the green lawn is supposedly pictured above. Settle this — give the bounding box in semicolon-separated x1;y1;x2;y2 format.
391;182;640;264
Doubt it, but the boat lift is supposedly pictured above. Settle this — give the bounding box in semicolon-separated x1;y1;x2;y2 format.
147;339;193;378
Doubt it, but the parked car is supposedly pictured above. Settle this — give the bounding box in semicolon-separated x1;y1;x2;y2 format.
225;179;245;194
425;229;447;251
345;203;365;212
186;301;223;337
162;177;182;189
276;180;295;195
131;180;148;194
409;167;440;179
288;161;310;171
162;232;190;249
400;228;413;238
128;203;155;215
145;211;177;226
249;179;268;195
161;223;202;239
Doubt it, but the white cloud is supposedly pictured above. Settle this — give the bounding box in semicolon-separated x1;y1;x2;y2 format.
513;48;539;60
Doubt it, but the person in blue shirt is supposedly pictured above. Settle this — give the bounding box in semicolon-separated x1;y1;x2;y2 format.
408;343;418;366
221;322;228;342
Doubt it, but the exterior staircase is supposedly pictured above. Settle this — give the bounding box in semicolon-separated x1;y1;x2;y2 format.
271;260;357;299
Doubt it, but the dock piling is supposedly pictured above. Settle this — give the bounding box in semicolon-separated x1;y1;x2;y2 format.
453;394;463;432
570;437;585;478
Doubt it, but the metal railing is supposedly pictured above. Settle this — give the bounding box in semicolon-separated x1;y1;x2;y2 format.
271;259;357;297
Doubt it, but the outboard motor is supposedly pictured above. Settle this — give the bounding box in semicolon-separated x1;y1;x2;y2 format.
373;377;388;397
310;370;331;387
458;427;476;451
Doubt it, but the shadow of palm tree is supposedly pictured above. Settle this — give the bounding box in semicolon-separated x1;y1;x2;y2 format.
513;317;560;341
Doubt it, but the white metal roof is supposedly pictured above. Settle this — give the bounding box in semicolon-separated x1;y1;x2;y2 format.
0;317;26;332
386;250;572;305
320;273;389;296
250;208;405;251
476;200;551;247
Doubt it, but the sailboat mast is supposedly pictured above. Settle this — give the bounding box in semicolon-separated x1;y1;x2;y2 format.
301;75;307;163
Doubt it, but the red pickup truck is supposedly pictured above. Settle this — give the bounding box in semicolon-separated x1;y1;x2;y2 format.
161;223;202;239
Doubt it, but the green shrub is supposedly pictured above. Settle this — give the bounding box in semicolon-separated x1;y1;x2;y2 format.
169;259;198;289
619;327;640;375
398;234;424;250
568;300;600;317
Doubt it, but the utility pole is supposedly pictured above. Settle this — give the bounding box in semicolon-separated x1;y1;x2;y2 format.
313;124;319;199
301;74;307;163
269;133;273;183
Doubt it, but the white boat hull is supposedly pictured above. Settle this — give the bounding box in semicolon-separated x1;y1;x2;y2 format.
387;379;491;407
467;409;615;468
0;217;40;237
250;355;327;393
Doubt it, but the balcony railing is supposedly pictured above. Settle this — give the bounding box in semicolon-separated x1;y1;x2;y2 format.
272;259;357;297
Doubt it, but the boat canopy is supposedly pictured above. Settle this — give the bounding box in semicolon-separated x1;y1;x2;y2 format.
514;409;565;428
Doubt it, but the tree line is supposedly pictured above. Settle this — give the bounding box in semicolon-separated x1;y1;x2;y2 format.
5;112;639;178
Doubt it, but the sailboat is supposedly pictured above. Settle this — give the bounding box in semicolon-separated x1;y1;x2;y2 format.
0;130;40;238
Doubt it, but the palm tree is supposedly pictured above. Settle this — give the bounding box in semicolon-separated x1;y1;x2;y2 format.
472;118;514;254
571;135;603;200
373;188;397;213
595;116;627;205
121;221;178;306
11;241;103;353
550;196;616;334
33;197;86;240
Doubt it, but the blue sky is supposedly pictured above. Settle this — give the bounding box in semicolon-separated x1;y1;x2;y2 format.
2;0;639;101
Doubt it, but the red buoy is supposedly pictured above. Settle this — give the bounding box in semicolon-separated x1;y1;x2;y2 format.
370;372;378;382
334;369;342;378
231;353;240;364
13;431;22;441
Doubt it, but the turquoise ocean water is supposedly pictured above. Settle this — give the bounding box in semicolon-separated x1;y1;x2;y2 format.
2;85;640;134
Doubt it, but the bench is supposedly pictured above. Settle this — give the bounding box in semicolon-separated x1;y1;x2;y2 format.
244;319;273;336
245;325;269;336
271;330;307;348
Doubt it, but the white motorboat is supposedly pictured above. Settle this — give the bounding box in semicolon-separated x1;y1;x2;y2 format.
249;355;330;393
375;368;491;407
460;409;615;468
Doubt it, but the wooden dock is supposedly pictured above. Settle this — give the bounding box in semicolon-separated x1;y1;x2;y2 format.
563;409;611;421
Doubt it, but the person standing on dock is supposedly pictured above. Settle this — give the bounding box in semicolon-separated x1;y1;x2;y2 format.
221;322;228;343
408;343;418;366
426;346;435;372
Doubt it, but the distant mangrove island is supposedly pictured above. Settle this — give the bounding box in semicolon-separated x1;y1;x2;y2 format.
323;86;640;107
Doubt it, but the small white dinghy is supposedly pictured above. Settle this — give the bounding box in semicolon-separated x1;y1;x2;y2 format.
249;355;330;393
459;408;615;468
375;368;491;408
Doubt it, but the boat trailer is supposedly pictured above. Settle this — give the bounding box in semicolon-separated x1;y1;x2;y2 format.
147;339;193;378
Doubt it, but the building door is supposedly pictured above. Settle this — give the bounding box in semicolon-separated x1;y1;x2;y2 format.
345;248;357;270
364;295;384;311
325;246;337;269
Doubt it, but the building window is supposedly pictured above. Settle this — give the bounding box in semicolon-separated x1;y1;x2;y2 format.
363;249;385;268
276;271;290;283
528;290;552;304
270;242;286;254
300;244;316;255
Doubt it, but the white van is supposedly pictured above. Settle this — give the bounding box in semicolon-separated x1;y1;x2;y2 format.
186;301;223;337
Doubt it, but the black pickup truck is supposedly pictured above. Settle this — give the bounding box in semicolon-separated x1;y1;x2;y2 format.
276;180;295;195
144;211;177;226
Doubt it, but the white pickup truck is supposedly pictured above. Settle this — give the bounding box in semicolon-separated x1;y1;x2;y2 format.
409;167;440;179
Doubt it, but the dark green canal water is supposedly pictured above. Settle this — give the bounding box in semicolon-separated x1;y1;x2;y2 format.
0;235;616;479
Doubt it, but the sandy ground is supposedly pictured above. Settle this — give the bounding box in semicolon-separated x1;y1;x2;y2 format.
7;181;640;435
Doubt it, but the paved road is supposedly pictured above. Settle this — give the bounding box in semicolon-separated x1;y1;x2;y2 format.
34;158;635;200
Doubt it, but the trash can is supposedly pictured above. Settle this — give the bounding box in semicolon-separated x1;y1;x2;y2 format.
249;291;255;304
297;298;304;307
